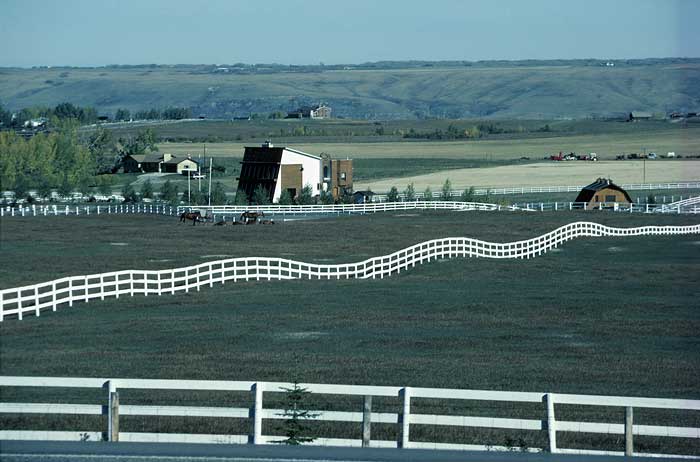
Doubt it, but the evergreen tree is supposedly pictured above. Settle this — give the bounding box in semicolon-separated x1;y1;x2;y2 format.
319;189;334;204
297;184;314;205
253;185;271;205
277;189;293;205
460;186;476;202
210;181;227;204
275;382;319;445
387;186;399;202
404;183;416;201
423;186;433;201
121;183;139;203
233;190;249;205
141;179;154;199
440;179;453;201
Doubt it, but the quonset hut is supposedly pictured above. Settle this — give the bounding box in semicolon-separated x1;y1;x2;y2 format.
574;178;632;209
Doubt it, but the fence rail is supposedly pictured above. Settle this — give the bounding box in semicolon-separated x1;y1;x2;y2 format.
0;376;698;458
1;222;698;321
2;197;699;219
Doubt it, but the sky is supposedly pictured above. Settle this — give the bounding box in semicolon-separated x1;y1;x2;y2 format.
1;0;698;67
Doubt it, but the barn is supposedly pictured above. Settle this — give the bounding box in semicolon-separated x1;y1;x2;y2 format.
236;142;352;203
574;178;632;209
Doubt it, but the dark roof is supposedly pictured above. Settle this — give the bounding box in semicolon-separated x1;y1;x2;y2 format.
353;190;375;196
574;178;632;203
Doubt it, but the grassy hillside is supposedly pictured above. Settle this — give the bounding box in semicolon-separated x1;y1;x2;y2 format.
2;60;699;119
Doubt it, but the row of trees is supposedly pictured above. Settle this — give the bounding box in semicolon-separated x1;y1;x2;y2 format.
0;103;99;128
385;180;479;202
0;124;161;200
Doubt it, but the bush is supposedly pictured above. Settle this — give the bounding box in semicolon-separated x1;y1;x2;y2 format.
404;183;416;201
387;186;399;202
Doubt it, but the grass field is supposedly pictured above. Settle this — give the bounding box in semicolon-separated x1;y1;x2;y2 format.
1;211;698;452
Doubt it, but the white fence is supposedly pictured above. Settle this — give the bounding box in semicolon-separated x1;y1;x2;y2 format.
2;198;699;219
371;181;700;200
1;222;698;321
0;376;698;458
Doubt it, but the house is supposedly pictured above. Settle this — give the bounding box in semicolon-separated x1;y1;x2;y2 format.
628;111;652;121
236;142;352;203
286;104;332;119
574;178;632;209
122;153;198;174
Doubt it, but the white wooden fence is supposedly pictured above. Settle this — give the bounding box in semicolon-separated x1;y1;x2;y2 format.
2;197;698;219
0;376;698;458
1;222;698;321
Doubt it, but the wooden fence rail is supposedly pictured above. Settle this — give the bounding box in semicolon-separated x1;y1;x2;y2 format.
0;376;698;458
1;222;698;321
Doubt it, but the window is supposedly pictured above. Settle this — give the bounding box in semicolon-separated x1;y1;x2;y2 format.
605;195;616;202
323;166;329;178
341;172;347;180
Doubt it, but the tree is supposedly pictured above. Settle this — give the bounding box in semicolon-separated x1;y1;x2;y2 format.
277;189;293;205
160;180;179;204
460;186;476;202
84;127;120;174
122;128;158;156
115;108;131;122
275;382;319;445
404;183;416;201
121;183;139;203
253;185;271;205
423;186;433;201
233;190;249;205
210;181;227;204
141;179;154;199
440;179;453;201
387;186;399;202
319;189;334;205
297;184;314;205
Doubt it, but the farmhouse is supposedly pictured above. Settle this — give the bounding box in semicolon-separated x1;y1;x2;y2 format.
286;104;332;119
574;178;632;209
236;142;352;203
123;153;199;174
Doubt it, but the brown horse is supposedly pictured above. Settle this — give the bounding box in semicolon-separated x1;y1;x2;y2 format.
240;211;264;224
180;211;203;225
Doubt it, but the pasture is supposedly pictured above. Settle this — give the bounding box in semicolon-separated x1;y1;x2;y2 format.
1;211;698;395
1;211;698;453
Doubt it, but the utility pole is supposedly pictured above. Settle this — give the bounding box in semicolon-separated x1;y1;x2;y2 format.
188;169;191;205
208;158;213;206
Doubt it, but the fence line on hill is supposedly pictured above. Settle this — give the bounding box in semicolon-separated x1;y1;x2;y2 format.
0;375;698;458
2;198;698;220
1;222;698;322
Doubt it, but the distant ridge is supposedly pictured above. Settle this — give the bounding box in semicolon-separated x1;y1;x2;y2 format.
1;58;698;119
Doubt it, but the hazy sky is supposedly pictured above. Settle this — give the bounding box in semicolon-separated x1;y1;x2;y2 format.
1;0;698;67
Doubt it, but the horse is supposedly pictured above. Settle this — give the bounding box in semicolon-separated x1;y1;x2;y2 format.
260;219;275;225
240;211;264;224
179;211;203;225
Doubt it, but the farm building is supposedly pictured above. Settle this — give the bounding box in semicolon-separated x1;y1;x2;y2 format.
574;178;632;209
628;111;652;121
123;153;199;174
236;142;352;203
286;104;332;119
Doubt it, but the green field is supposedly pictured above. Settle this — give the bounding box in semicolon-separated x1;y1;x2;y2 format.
2;60;699;119
1;211;698;452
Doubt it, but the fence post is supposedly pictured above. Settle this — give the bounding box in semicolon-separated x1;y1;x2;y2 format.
545;393;557;453
625;407;634;457
68;278;73;307
107;380;119;442
249;382;263;445
362;395;372;448
398;387;411;449
0;292;3;322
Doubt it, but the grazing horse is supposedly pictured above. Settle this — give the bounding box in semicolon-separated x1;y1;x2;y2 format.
180;211;203;225
240;211;264;225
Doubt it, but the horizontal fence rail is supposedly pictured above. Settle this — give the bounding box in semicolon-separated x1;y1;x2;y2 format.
1;222;698;321
2;197;699;219
0;376;698;458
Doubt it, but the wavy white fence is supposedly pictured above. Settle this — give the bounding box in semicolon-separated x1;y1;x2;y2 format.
1;376;698;458
1;221;698;321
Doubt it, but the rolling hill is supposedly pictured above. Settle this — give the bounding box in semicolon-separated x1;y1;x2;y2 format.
1;59;699;119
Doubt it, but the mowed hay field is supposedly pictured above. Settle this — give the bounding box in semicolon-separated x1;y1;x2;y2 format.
1;211;698;399
157;125;700;160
